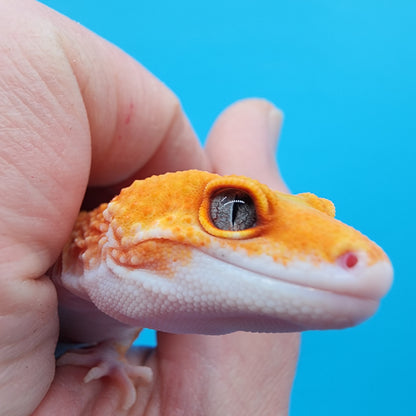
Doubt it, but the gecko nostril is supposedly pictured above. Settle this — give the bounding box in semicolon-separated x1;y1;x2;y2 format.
337;252;359;269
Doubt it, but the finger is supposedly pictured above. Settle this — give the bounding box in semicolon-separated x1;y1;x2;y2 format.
58;27;210;186
1;0;211;265
205;98;288;191
45;2;210;187
43;5;209;186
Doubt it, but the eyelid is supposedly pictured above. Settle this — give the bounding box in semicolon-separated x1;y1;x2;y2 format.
198;176;271;239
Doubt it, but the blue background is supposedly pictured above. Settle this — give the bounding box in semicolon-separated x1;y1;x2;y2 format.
40;1;415;414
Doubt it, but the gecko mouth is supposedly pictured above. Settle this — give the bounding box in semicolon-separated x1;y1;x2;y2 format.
100;239;392;334
196;254;385;332
197;246;393;302
156;257;382;333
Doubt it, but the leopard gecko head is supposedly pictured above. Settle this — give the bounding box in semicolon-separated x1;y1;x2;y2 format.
65;170;393;335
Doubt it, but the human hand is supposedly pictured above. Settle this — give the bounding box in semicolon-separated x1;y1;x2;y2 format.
0;1;298;415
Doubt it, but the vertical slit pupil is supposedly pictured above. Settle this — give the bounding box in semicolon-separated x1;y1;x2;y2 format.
210;189;257;231
231;199;240;225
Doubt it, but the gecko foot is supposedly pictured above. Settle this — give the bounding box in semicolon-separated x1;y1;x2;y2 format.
57;341;153;410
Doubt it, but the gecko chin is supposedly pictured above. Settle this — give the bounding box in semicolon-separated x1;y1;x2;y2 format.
102;282;381;335
141;295;379;335
193;301;378;334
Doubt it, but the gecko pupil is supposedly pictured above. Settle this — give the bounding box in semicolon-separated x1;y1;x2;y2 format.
210;189;257;231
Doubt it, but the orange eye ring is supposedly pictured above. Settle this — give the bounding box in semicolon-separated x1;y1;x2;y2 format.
199;176;271;239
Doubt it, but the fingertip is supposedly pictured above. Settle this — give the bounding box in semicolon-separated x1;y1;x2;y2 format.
205;98;289;191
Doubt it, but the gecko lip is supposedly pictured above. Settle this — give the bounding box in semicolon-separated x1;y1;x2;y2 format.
198;247;393;302
140;253;385;333
201;255;390;331
100;245;391;334
237;261;391;303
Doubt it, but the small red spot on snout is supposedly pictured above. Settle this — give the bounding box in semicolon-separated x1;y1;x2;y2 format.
337;252;359;269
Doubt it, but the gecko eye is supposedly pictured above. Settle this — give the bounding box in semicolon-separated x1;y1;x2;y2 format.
210;189;257;231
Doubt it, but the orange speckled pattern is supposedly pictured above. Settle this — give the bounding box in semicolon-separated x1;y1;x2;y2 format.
62;204;108;274
108;239;193;277
64;170;388;277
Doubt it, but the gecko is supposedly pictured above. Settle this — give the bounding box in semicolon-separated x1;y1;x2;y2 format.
50;169;393;409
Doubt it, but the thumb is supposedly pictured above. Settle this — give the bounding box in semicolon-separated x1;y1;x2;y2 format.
205;98;289;191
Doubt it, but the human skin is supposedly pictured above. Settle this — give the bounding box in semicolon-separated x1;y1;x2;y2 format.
0;1;299;415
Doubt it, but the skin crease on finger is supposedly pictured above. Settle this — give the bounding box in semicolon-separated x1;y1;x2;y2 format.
0;1;298;416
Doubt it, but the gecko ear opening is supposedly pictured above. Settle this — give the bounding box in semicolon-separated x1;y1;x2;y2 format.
296;193;336;217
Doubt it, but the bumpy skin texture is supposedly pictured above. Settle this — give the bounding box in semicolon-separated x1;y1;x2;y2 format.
54;169;392;344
